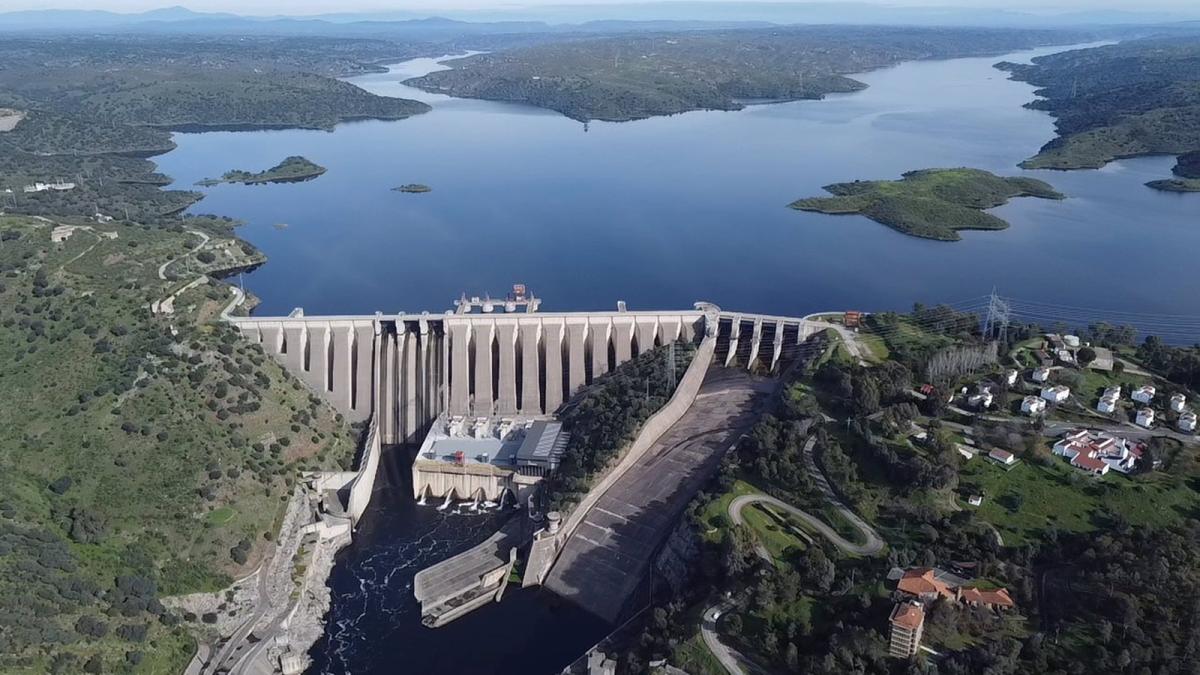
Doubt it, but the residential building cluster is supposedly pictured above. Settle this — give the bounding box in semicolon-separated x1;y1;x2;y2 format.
1053;429;1144;476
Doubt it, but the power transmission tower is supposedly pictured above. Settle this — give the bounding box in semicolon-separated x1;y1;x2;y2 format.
983;289;1011;342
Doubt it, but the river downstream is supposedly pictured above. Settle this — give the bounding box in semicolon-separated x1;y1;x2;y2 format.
147;43;1199;674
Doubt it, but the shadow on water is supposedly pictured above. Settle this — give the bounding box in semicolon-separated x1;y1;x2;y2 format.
307;446;610;675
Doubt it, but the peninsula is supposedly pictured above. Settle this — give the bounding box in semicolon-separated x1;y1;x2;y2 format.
199;156;326;186
790;168;1064;241
1147;150;1200;192
998;37;1200;179
405;26;1078;122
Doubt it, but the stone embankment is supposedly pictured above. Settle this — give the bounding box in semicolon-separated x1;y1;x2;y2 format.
174;473;357;675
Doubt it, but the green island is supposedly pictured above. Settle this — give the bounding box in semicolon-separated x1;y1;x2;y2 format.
789;168;1064;241
198;156;327;186
406;26;1078;122
997;37;1200;189
393;183;432;193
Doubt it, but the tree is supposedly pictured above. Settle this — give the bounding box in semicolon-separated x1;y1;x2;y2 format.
1077;346;1097;366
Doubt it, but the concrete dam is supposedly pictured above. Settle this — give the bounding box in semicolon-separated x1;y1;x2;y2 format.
226;297;820;521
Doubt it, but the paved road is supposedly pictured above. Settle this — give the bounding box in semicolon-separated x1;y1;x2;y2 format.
800;436;885;555
728;492;882;557
807;320;870;365
158;229;210;280
545;368;777;623
701;603;757;675
221;283;247;320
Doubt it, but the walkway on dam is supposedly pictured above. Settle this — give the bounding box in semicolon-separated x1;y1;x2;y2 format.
544;367;777;623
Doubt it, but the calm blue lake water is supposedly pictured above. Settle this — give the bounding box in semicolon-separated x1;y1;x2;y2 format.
155;45;1199;323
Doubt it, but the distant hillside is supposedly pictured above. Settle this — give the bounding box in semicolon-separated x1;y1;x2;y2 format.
405;26;1085;122
998;37;1200;171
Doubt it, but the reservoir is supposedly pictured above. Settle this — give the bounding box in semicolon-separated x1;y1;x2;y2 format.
149;43;1198;674
155;44;1200;324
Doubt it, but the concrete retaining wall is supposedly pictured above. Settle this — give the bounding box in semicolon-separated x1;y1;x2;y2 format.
345;419;382;526
534;334;717;585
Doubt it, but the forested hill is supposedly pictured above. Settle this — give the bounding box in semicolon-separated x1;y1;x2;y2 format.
998;36;1200;170
405;26;1086;122
0;36;431;222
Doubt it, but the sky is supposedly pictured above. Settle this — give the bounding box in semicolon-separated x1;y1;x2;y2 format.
3;0;1198;15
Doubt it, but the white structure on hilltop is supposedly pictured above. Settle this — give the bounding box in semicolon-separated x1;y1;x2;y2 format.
1179;411;1197;433
1032;367;1051;383
22;181;76;193
1136;408;1156;428
1133;385;1157;404
1170;393;1187;413
1097;396;1117;414
1053;429;1140;475
1004;369;1018;386
1022;396;1046;416
1041;385;1070;404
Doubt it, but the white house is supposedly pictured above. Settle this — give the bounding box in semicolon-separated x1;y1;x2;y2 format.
1170;394;1187;413
1136;408;1156;428
1004;369;1018;386
968;391;994;410
1097;396;1117;414
1103;386;1121;401
1021;396;1047;416
1053;429;1135;474
1041;385;1070;404
967;495;984;507
1032;367;1051;383
1132;385;1157;405
988;448;1016;466
1180;411;1197;433
1063;335;1082;348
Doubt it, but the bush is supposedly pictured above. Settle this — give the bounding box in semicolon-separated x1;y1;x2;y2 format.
49;475;73;494
75;615;109;638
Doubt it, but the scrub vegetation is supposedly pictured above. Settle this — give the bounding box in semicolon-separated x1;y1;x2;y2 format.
998;37;1200;184
0;214;356;674
790;168;1064;241
199;156;327;186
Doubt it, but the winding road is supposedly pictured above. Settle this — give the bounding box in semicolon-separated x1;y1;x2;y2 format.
701;602;762;675
728;492;883;557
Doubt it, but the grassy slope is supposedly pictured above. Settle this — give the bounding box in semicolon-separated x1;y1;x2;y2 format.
960;450;1200;547
791;168;1064;241
0;215;355;673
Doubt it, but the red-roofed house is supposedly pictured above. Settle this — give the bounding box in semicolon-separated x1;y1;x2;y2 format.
1053;429;1134;474
958;587;1016;610
897;568;956;601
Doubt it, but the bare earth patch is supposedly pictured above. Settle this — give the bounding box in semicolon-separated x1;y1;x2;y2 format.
0;108;25;132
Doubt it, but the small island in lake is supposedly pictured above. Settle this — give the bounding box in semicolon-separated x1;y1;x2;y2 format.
1146;150;1200;192
393;184;431;193
790;168;1065;241
197;156;326;186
